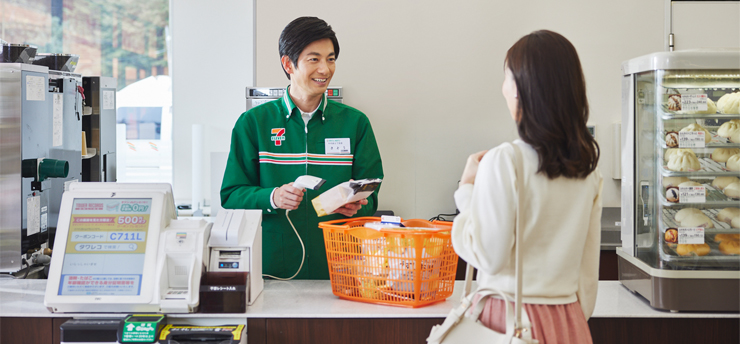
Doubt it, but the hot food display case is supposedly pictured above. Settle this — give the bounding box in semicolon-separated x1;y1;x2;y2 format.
619;50;740;312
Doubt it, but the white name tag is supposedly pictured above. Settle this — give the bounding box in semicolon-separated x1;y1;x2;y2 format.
325;138;351;155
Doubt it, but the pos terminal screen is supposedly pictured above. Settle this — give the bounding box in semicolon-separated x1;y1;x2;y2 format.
58;198;152;296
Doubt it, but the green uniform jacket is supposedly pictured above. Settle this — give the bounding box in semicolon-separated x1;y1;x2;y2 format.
221;89;384;279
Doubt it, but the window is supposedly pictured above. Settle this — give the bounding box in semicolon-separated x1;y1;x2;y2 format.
1;0;171;183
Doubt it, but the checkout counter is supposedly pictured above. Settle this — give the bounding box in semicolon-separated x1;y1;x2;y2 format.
0;183;737;343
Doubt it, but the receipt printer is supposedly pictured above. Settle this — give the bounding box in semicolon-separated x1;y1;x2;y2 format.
206;209;263;306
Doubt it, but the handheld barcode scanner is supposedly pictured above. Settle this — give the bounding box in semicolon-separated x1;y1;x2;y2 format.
263;175;326;281
293;175;326;190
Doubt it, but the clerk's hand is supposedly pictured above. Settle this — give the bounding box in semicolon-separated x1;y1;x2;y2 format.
459;150;488;186
273;183;304;210
332;199;369;217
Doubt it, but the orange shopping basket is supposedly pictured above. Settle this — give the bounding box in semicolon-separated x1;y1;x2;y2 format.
319;217;458;308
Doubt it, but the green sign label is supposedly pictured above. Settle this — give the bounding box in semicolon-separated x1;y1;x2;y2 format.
121;322;156;342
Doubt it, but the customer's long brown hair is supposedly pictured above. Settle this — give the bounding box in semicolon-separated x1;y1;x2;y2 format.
505;30;599;179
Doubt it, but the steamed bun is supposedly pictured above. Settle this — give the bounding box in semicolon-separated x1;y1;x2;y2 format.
667;150;702;171
663;176;690;187
675;208;703;223
711;148;740;163
717;119;740;139
717;92;740;114
681;212;714;228
725;182;740;199
712;176;740;190
665;148;695;162
727;154;740;172
717;207;740;224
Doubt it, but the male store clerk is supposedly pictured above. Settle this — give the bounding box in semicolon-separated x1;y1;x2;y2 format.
220;16;384;280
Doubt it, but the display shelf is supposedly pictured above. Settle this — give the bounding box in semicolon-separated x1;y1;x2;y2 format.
660;104;740;119
660;157;740;177
659;207;738;234
660;183;740;206
659;132;739;148
659;241;740;268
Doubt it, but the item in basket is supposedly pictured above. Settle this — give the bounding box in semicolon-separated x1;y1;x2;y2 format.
676;243;711;256
680;212;714;228
665;187;679;203
358;275;390;299
666;150;701;172
726;154;740;171
711;176;740;191
717;208;740;224
331;257;363;296
674;208;703;223
664;228;678;243
723;182;740;199
664;148;695;162
662;176;690;187
312;178;382;217
364;216;404;231
718;239;740;255
717;92;740;114
364;247;388;276
714;233;740;243
667;94;681;111
732;130;740;144
665;131;679;148
386;247;441;293
717;120;740;139
679;123;712;144
711;148;740;163
733;217;740;229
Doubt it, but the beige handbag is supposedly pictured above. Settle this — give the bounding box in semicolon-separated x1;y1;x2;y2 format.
427;143;538;344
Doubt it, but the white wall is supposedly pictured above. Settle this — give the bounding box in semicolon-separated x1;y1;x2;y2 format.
670;2;740;51
170;0;255;206
253;0;665;218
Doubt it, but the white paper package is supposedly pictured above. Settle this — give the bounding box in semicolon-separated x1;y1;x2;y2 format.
311;178;382;217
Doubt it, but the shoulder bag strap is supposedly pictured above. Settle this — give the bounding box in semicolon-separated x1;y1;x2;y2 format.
511;142;525;333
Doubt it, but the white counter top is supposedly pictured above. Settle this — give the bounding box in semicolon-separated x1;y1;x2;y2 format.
1;279;737;319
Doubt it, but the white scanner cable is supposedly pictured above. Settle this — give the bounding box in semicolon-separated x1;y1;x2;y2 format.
261;209;306;281
262;176;324;281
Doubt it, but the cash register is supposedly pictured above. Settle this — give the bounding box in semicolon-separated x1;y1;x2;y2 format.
45;183;214;313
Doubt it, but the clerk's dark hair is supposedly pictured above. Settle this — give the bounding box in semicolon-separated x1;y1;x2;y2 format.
279;17;340;80
505;30;599;179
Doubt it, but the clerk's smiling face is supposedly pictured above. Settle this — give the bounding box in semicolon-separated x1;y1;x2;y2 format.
282;38;336;99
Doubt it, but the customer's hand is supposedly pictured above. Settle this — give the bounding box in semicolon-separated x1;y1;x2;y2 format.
332;199;369;217
273;183;305;210
460;150;488;185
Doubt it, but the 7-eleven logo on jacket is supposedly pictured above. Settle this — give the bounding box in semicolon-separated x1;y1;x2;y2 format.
271;128;286;146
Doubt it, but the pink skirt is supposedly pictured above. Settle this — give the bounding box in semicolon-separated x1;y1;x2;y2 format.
472;295;593;344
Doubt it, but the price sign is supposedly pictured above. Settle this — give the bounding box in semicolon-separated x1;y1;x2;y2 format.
678;186;706;203
678;227;705;244
678;131;705;148
681;94;708;112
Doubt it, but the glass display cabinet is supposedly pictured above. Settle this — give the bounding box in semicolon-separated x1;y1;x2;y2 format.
619;50;740;312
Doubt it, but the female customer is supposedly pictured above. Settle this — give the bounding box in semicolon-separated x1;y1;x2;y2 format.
451;30;602;343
